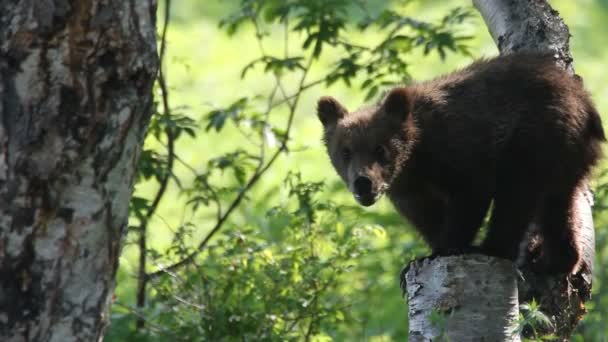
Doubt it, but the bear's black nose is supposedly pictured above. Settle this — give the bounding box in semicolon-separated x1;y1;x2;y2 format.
354;176;373;195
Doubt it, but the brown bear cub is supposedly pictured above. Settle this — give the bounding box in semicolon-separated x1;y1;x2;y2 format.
317;53;605;274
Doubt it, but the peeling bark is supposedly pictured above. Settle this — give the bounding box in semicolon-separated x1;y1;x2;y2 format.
404;1;594;341
0;1;157;341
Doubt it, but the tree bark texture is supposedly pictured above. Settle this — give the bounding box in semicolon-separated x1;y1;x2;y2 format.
406;255;521;342
474;0;594;338
0;1;157;341
404;1;594;341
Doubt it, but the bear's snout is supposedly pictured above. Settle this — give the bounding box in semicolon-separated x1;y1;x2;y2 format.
353;176;379;206
354;176;372;195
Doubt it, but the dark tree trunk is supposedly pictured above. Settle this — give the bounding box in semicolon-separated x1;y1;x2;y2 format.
404;1;595;341
0;1;157;341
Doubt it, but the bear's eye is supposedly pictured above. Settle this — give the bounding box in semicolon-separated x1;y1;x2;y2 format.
341;148;352;162
374;145;387;164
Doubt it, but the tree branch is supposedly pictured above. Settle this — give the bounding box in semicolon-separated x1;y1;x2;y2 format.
136;0;174;329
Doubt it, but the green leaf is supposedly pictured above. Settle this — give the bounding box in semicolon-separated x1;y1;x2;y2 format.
364;85;379;101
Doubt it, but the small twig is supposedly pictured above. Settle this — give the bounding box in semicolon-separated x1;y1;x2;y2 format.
171;294;206;310
258;84;279;168
152;143;223;220
136;0;173;329
283;277;335;336
252;18;295;109
269;78;325;109
284;16;289;58
114;302;180;337
169;150;197;174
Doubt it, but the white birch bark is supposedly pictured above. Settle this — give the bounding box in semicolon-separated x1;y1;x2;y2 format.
0;1;158;341
406;255;520;342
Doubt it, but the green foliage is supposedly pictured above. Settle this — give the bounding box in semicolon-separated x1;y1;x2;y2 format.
221;0;473;101
143;176;374;341
352;6;473;99
428;310;450;342
517;300;557;342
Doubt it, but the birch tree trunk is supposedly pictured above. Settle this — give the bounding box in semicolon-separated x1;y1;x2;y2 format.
0;1;158;341
406;255;521;341
404;1;594;340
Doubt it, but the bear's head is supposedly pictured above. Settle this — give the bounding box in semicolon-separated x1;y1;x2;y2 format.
317;87;418;206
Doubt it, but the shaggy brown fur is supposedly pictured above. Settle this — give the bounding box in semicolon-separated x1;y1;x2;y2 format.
317;53;605;274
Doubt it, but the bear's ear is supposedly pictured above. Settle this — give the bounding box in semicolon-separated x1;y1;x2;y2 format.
382;87;412;119
317;96;347;127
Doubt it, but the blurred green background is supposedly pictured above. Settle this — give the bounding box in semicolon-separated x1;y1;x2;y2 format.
108;0;608;340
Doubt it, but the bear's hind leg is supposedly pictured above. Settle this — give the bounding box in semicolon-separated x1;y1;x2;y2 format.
534;185;581;274
482;181;541;261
